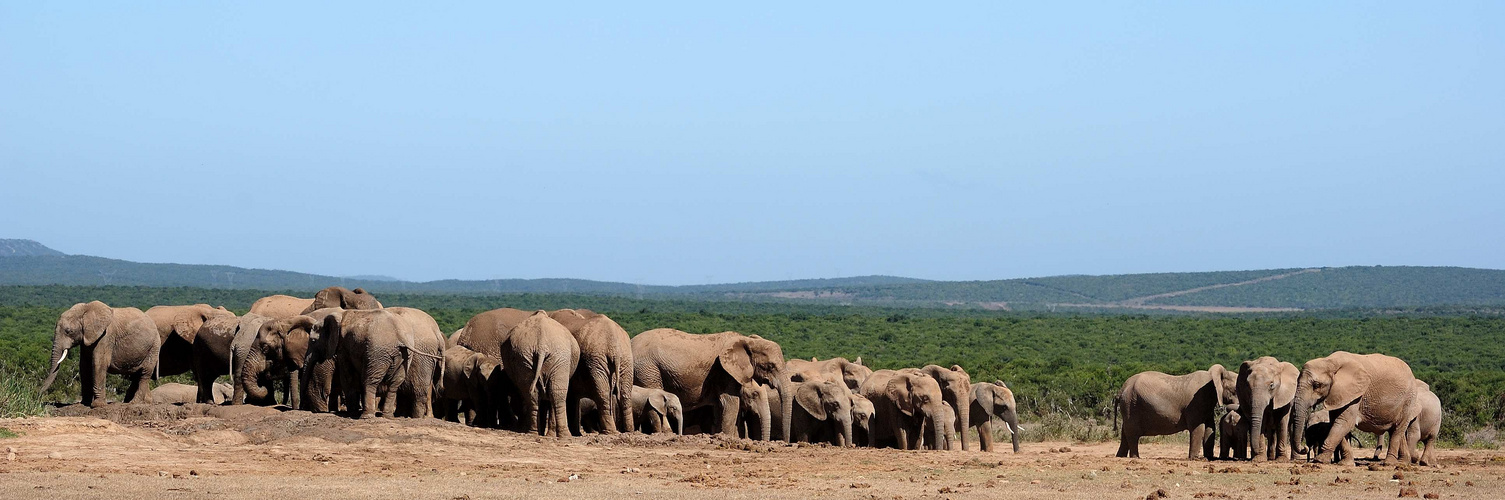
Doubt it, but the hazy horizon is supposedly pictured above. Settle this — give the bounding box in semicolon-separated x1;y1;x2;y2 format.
4;3;1501;286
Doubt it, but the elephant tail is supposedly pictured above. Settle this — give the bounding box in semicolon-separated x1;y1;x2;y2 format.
1112;392;1121;433
530;350;548;395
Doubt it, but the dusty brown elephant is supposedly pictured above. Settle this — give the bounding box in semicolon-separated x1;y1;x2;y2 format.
296;308;345;412
1290;351;1419;466
190;313;270;404
332;309;440;419
733;381;775;441
926;400;959;450
249;295;315;319
500;312;580;436
145;304;234;378
1404;380;1441;466
969;380;1022;453
633;329;787;440
630;386;684;435
435;344;502;425
786;357;873;391
1114;364;1236;460
152;382;232;404
1219;404;1247;460
389;307;445;418
850;393;875;447
303;286;382;313
919;364;973;451
232;315;314;407
859;369;951;450
785;375;855;446
550;309;634;435
40;301;160;407
454;307;537;427
1236;356;1299;461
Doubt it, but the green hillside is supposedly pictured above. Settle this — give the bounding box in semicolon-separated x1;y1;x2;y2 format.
1151;266;1505;309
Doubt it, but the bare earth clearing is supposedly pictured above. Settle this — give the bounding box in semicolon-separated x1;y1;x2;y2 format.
3;405;1504;499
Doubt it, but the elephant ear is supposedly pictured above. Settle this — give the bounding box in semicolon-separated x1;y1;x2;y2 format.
647;393;667;416
992;380;1006;388
1274;362;1300;407
950;364;966;374
81;302;113;346
320;313;343;355
1208;364;1229;405
716;339;755;385
971;385;994;421
886;377;916;417
1325;358;1372;409
854;356;862;366
462;353;480;379
796;383;828;421
258;322;285;353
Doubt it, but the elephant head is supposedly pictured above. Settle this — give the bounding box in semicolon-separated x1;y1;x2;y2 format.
739;381;774;441
714;334;787;440
1237;357;1299;459
1290;354;1370;456
308;286;383;312
971;380;1022;452
796;377;855;446
40;301;114;394
888;371;949;450
920;364;973;450
240;316;316;402
850;393;875;444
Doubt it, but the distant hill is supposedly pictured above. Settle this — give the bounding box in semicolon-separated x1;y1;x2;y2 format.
0;239;65;257
1;239;1503;312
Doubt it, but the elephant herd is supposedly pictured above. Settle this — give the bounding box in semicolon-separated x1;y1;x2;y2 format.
39;287;1023;452
1115;352;1442;466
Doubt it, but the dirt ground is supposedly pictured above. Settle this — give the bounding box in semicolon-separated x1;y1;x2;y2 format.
2;404;1503;499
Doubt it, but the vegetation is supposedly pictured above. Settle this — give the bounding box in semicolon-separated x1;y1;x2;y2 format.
2;285;1502;446
1153;266;1505;309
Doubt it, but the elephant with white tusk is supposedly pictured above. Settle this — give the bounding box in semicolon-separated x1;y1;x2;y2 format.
41;301;161;407
1236;356;1299;462
969;380;1022;453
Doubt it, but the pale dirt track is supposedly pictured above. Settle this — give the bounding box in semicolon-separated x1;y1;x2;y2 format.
3;404;1504;499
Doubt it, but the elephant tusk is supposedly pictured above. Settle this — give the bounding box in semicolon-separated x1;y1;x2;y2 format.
53;349;67;367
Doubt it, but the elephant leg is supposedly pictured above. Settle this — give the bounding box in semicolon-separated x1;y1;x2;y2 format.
87;347;110;407
550;383;571;438
1322;405;1361;466
566;394;582;436
1187;424;1206;461
286;370;301;410
1386;428;1408;465
592;370;618;434
977;422;994;452
717;393;741;438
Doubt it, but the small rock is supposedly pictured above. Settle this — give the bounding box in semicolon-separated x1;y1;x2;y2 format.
47;451;62;460
1398;486;1419;497
189;470;200;477
1059;446;1071;452
1423;494;1439;499
157;471;169;478
1146;488;1169;499
1393;472;1406;480
5;446;15;462
1030;480;1041;484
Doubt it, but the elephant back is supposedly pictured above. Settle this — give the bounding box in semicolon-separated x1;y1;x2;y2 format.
457;307;534;357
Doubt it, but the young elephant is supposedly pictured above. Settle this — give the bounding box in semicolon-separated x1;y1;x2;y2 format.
40;301;161;407
233;315;314;407
919;365;973;450
735;381;775;441
1404;380;1441;466
502;312;581;436
1115;364;1236;460
786;376;855;446
152;382;233;404
631;386;684;435
969;381;1022;453
859;369;951;450
850;393;875;447
1236;356;1299;462
435;344;502;425
1219;404;1248;460
924;400;959;450
298;308;344;412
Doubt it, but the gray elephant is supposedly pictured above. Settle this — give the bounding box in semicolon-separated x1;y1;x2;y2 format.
152;382;232;404
500;312;580;436
40;301;161;407
919;365;973;451
550;309;634;435
1219;404;1247;460
630;386;684;435
298;308;345;412
1236;356;1299;461
784;375;855;446
859;368;951;450
389;307;444;418
633;329;786;440
785;357;873;391
334;309;423;418
144;304;234;379
190;313;263;404
1404;380;1441;466
735;381;775;441
435;344;502;425
232;315;315;407
969;381;1022;453
1290;351;1419;466
249;294;315;319
850;393;875;447
302;286;382;313
1114;364;1235;460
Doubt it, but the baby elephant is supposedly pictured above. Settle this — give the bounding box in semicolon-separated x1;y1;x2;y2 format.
1219;404;1247;460
631;386;684;435
152;382;233;405
435;344;503;426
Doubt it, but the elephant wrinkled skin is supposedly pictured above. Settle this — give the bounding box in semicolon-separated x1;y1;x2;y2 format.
633;329;786;440
1236;356;1299;461
1115;364;1236;460
145;304;233;378
41;301;161;407
1289;351;1418;466
969;381;1022;453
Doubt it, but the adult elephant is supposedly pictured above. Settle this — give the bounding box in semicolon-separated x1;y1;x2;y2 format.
249;295;315;319
919;365;973;451
969;380;1022;453
454;307;536;427
1114;364;1235;460
1289;351;1418;466
40;301;160;407
144;304;234;379
389;307;445;418
500;312;579;436
303;286;382;313
786;357;873;391
1237;356;1299;461
859;369;950;450
232;315;313;407
550;309;634;434
630;386;684;435
190;313;267;404
333;309;440;419
786;376;855;446
297;308;345;412
633;329;787;440
152;382;233;404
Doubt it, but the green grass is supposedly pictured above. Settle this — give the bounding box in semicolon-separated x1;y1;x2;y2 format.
0;428;18;438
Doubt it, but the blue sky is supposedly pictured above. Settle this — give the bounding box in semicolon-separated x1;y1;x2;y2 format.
2;3;1501;285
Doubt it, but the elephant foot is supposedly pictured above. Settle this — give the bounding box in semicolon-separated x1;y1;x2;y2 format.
1340;457;1357;467
1252;455;1267;463
358;412;377;420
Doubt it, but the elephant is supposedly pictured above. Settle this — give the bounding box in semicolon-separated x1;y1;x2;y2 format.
190;313;269;404
735;381;775;441
1302;409;1363;463
249;295;315;319
1219;404;1248;460
500;312;580;436
785;357;873;391
152;382;232;404
332;309;439;419
388;307;445;418
297;308;345;412
632;328;786;440
1236;356;1300;461
232;315;314;407
918;365;973;451
859;368;950;450
630;385;684;435
850;393;875;447
144;304;234;379
780;375;855;446
1290;351;1419;466
455;308;537;427
1114;364;1235;460
969;380;1022;453
550;309;634;435
303;286;382;314
40;301;161;407
1404;380;1441;466
435;344;502;425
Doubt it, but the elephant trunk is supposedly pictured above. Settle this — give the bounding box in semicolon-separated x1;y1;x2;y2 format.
1003;407;1022;453
39;334;73;395
1290;384;1315;457
779;379;795;443
241;353;270;402
1249;392;1271;460
671;407;684;436
758;393;772;441
839;411;854;447
930;410;947;452
957;396;971;451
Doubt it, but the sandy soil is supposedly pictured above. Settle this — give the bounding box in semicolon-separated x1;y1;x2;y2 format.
3;404;1503;499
